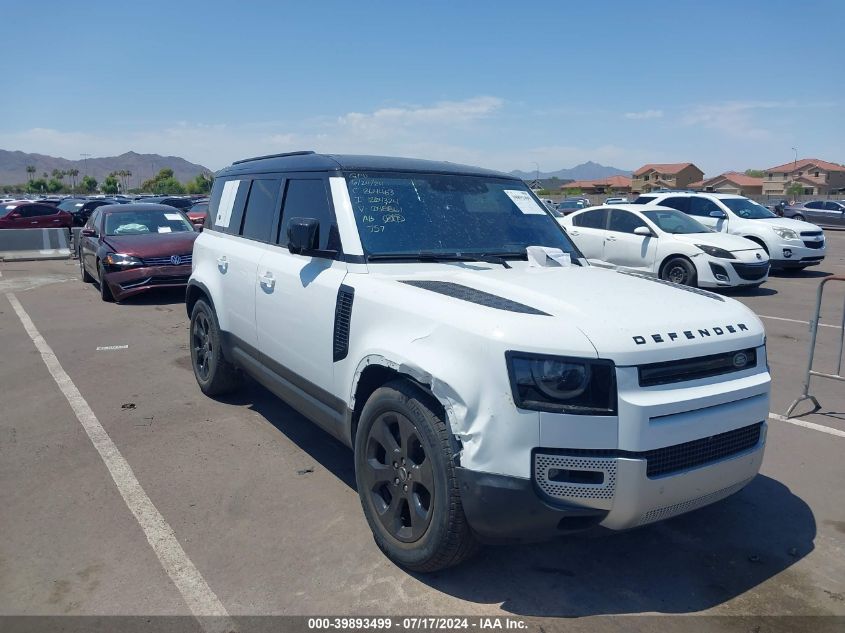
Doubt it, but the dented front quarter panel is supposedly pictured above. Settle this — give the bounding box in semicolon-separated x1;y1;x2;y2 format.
336;269;598;479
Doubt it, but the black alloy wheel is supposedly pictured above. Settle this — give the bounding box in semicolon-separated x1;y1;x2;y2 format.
360;410;435;542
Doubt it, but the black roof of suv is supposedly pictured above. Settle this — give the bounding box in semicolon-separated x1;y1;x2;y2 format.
216;151;517;180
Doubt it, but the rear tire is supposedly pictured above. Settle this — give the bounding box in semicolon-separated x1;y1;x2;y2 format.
80;255;94;283
98;262;114;302
355;380;478;572
660;256;697;287
190;299;242;396
792;214;805;222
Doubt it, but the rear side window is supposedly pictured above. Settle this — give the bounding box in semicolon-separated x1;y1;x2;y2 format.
659;197;690;213
209;178;250;235
806;201;823;209
688;197;722;217
20;205;56;217
277;179;339;251
239;179;282;242
572;209;608;229
632;196;656;205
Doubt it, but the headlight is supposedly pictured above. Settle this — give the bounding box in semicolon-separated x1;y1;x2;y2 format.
694;244;735;259
772;226;798;240
506;352;617;415
104;253;143;267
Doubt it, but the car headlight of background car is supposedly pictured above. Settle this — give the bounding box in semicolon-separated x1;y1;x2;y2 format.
103;253;144;268
695;244;735;259
506;352;617;415
772;226;799;240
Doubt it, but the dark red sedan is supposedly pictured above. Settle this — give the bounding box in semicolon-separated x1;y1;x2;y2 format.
78;203;198;302
0;201;73;229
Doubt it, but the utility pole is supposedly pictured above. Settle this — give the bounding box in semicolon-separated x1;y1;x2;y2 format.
80;153;91;179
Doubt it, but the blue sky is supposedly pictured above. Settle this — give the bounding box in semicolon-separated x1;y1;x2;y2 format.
2;0;843;175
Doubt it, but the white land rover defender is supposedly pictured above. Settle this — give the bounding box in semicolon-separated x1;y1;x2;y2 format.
187;152;771;571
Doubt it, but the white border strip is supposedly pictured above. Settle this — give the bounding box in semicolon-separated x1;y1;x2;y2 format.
6;292;235;633
759;314;838;329
768;412;845;438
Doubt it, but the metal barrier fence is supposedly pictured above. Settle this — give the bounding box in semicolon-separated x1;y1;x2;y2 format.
786;274;845;417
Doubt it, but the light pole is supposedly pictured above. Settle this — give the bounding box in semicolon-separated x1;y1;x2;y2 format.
790;147;798;202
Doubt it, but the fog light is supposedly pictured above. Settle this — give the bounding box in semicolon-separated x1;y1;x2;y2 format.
709;262;730;282
783;248;793;258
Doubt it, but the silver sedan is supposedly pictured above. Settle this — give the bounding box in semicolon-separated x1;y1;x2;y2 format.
783;200;845;227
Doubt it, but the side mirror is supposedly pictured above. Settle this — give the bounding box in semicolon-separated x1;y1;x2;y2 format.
287;217;320;255
81;227;97;237
709;210;727;218
633;226;653;237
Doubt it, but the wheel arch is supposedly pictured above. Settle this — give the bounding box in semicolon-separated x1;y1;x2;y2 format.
186;280;215;318
742;235;770;253
658;253;696;277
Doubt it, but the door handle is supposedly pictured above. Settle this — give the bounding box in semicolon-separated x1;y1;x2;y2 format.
216;256;228;272
569;230;580;236
259;272;275;290
606;235;617;242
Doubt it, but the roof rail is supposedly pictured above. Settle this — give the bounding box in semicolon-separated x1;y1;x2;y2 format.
232;150;315;165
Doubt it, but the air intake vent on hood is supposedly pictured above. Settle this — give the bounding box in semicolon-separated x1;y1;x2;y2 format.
400;280;550;315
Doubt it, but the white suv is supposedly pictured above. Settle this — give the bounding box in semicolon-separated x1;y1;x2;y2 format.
188;152;771;571
634;192;826;270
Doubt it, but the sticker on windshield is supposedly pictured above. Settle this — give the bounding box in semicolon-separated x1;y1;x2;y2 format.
215;179;241;228
157;226;172;233
164;213;182;221
504;190;546;215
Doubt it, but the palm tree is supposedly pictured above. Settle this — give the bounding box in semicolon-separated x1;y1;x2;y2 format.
68;168;79;190
25;165;36;183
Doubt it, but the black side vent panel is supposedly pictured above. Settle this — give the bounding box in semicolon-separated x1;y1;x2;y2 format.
400;280;550;316
333;285;354;362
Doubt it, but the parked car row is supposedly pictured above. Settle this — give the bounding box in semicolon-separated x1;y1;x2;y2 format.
556;191;827;290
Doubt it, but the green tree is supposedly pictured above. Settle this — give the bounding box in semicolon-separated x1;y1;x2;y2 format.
81;175;98;193
184;172;213;194
26;165;36;182
564;187;583;196
29;178;48;193
786;182;803;200
67;168;79;190
47;179;64;193
102;173;120;194
141;168;185;194
744;169;764;178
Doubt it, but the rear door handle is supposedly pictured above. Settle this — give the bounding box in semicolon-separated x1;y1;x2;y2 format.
259;271;275;290
216;256;228;272
606;235;617;242
569;230;580;236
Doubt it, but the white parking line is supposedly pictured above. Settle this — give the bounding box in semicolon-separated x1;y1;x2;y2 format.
768;412;845;438
759;314;839;329
5;292;235;633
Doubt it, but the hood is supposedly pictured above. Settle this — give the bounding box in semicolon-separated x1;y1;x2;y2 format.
671;232;763;252
754;216;822;232
104;231;198;258
377;263;764;366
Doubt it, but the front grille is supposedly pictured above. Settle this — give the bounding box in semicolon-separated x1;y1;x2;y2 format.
638;347;757;387
142;254;192;266
802;240;824;249
800;230;823;237
642;422;762;477
731;262;769;281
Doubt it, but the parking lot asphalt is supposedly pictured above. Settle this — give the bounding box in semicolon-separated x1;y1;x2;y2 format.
1;231;844;630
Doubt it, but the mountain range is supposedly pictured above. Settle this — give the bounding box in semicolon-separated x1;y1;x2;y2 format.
0;150;211;187
510;161;631;181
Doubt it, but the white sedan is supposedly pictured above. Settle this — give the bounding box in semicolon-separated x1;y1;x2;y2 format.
561;204;770;288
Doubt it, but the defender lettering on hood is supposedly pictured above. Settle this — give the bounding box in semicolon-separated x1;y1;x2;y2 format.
633;323;749;345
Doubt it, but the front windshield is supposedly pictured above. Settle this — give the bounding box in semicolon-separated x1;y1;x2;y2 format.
722;198;777;219
105;209;194;235
642;209;711;234
345;172;579;257
58;199;84;211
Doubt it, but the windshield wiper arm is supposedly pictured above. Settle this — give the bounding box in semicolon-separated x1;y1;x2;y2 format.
366;251;513;268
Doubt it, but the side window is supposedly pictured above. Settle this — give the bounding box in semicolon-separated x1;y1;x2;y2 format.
209;178;250;235
239;178;282;242
688;197;722;217
824;201;841;211
632;196;656;205
572;209;608;229
87;209;100;229
277;178;339;251
806;201;822;209
607;210;648;234
660;197;691;213
21;205;53;217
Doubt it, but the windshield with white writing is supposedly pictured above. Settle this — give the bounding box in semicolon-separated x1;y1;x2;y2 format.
345;172;578;257
642;209;711;234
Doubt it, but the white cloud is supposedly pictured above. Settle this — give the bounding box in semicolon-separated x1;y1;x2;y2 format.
681;101;780;140
624;109;663;120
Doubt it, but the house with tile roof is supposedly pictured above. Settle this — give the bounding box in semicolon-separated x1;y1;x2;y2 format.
631;163;704;193
688;172;763;197
762;158;845;196
559;175;632;194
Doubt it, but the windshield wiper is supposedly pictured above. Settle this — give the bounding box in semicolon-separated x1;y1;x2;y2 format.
366;251;514;268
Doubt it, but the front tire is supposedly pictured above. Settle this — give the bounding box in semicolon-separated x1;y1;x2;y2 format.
98;262;114;302
355;380;478;572
660;256;697;286
792;214;805;222
190;299;242;396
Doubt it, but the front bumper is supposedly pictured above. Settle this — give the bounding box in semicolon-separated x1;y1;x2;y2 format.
769;238;826;268
697;258;770;288
459;424;765;540
104;264;192;299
